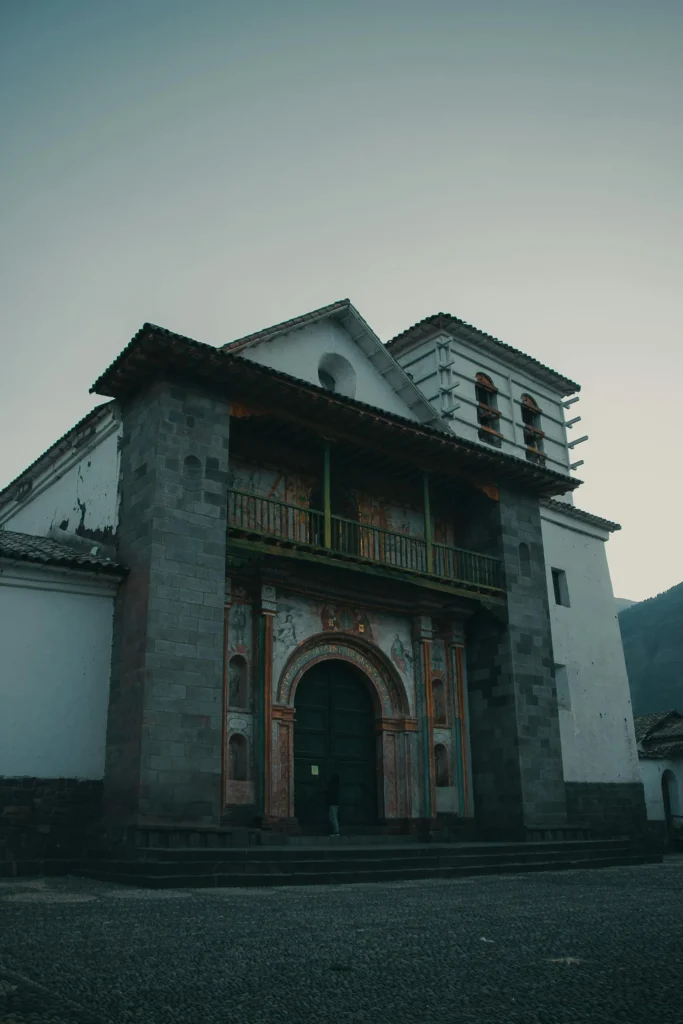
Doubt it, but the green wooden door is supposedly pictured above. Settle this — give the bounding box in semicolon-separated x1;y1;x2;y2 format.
294;661;378;827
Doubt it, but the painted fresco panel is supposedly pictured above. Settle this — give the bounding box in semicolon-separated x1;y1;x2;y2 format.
230;459;316;507
271;593;416;715
225;583;256;804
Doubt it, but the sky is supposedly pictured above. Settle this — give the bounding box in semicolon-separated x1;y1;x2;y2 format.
1;0;681;602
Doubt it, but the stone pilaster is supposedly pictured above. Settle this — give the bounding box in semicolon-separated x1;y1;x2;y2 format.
412;613;434;821
257;584;277;818
105;382;230;826
465;486;567;838
447;624;473;819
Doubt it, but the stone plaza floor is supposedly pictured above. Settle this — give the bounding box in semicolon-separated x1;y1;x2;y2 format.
1;857;682;1024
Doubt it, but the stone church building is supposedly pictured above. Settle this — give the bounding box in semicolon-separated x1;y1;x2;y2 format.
0;300;646;863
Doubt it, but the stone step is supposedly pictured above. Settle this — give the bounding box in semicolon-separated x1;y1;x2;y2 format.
89;837;643;865
75;851;660;889
80;842;650;877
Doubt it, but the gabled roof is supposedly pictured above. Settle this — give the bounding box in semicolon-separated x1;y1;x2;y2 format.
386;313;580;396
221;299;449;432
0;401;117;511
0;529;124;575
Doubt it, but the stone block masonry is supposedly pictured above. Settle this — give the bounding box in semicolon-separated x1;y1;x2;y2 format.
565;782;648;838
466;487;567;838
105;382;230;826
0;777;102;873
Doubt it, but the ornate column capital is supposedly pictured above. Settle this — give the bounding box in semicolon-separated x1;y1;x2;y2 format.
260;584;277;615
412;614;433;642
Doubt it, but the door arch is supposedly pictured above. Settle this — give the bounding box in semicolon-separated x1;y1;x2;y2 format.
294;660;377;827
662;770;677;843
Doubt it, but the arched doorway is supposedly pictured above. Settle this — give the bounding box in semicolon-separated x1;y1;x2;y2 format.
662;770;677;844
293;659;377;828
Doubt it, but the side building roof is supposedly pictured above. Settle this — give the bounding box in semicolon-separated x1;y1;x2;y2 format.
0;529;124;576
540;499;621;533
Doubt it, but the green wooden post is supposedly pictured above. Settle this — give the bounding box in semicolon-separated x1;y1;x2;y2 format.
323;442;332;549
423;473;433;574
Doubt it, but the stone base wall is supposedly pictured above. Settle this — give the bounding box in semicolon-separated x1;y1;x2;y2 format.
565;781;648;838
0;777;103;874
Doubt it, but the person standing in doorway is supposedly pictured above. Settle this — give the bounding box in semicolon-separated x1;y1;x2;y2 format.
327;773;340;836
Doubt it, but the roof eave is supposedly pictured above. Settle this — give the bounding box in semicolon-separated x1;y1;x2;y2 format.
387;317;581;397
90;326;581;498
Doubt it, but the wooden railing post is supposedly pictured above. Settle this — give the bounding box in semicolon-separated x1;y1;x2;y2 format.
323;442;332;549
423;473;433;575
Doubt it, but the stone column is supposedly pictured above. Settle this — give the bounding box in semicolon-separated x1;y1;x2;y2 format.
412;613;435;824
105;382;230;826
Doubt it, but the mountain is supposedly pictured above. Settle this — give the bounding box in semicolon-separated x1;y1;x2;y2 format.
618;582;683;716
615;598;637;613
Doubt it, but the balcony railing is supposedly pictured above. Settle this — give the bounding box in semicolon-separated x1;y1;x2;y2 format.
228;489;504;594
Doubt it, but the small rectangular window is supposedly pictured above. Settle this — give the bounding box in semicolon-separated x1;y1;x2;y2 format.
551;568;570;607
554;664;571;711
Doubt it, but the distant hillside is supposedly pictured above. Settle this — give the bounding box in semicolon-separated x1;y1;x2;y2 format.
615;598;637;613
618;582;683;716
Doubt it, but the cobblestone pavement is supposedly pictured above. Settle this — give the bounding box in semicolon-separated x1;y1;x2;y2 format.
1;858;682;1024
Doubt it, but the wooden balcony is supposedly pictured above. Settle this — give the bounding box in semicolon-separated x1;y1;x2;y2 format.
227;489;505;596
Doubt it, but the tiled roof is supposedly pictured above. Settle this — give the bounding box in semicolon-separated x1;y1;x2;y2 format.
635;711;683;758
90;323;583;498
640;741;683;759
0;530;123;575
0;402;116;510
634;712;676;742
221;298;350;353
386;313;580;396
540;499;621;533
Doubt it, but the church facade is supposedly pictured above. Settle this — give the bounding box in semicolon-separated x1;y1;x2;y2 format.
0;300;646;861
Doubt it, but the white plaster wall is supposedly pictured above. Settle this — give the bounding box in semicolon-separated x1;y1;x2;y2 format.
0;408;121;540
395;331;575;477
540;511;641;784
0;566;116;778
640;758;683;821
241;321;420;421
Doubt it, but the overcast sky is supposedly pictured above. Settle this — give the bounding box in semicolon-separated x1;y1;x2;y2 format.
1;0;681;602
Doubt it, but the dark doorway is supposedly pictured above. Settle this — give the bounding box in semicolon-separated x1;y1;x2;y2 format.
294;660;378;829
662;771;675;844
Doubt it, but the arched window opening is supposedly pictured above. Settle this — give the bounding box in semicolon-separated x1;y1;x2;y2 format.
182;454;203;490
317;353;357;398
518;542;531;578
432;678;448;725
228;734;248;781
227;654;248;708
521;394;546;465
662;770;680;842
475;373;502;448
434;744;450;787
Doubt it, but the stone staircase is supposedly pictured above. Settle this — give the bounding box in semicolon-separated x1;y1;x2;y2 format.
74;837;662;889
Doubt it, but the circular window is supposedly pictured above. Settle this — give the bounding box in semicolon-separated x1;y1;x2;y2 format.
318;367;336;392
317;354;357;399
